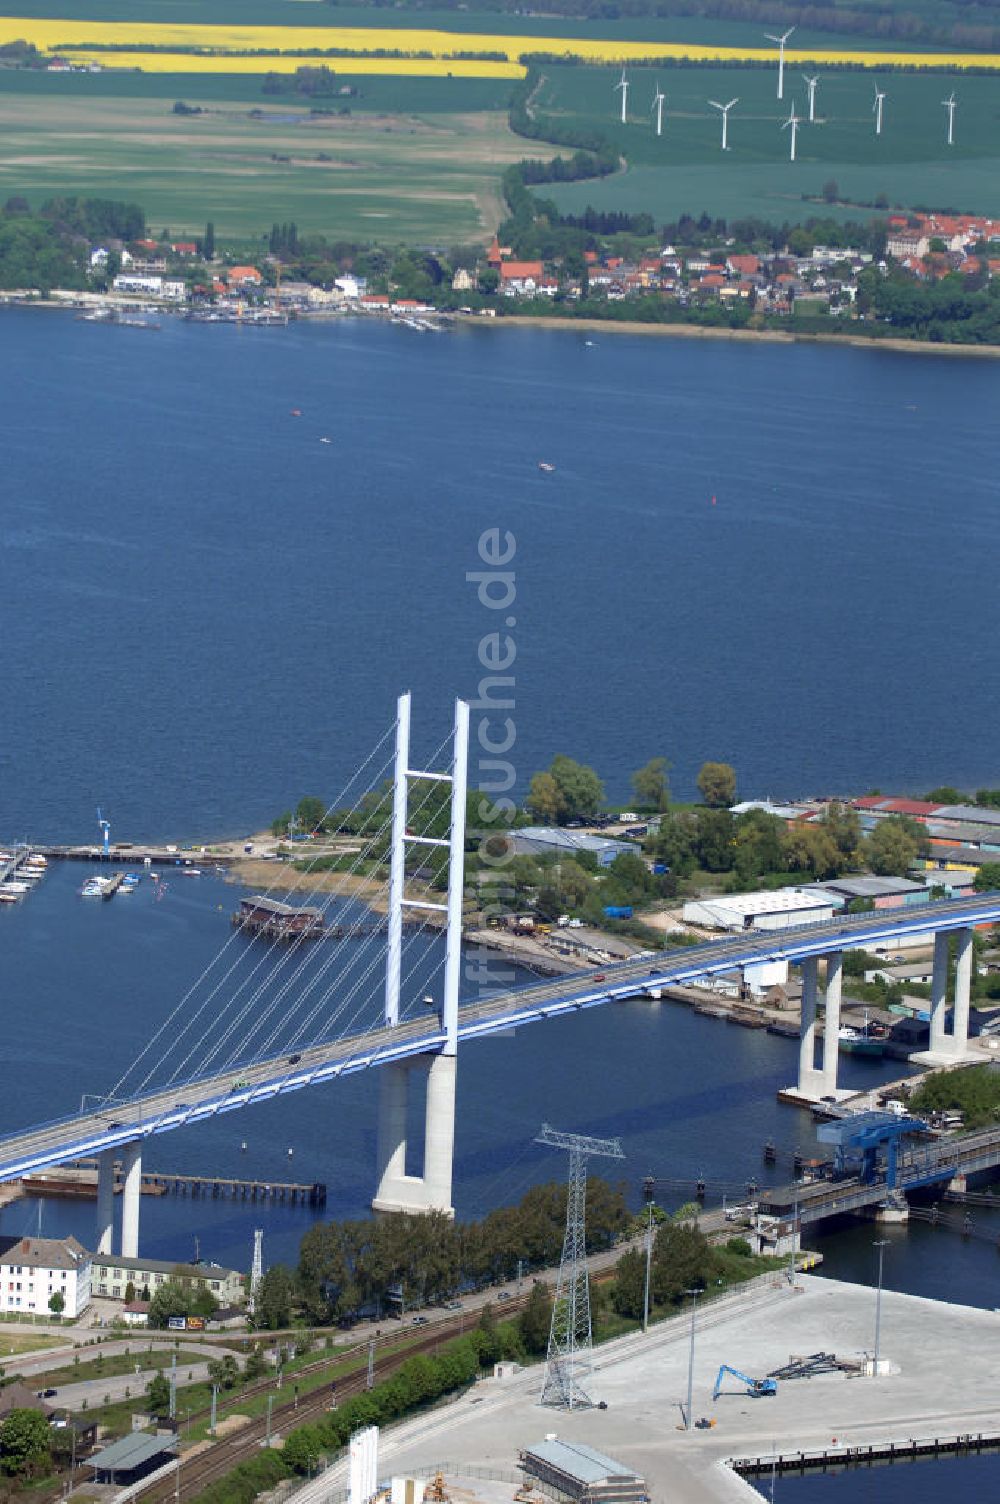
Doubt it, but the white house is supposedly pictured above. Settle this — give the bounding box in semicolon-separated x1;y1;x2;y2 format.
0;1235;91;1318
113;273;162;296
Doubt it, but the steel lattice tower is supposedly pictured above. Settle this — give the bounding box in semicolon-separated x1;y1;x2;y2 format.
249;1228;263;1315
537;1124;624;1409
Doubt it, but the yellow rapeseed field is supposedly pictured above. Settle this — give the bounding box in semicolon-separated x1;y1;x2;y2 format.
54;49;525;78
1;16;997;73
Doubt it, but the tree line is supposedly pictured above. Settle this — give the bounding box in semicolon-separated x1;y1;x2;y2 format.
294;1180;628;1323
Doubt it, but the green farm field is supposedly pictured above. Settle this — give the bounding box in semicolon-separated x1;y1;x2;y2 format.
0;67;516;112
0;0;987;52
537;63;1000;223
0;90;530;240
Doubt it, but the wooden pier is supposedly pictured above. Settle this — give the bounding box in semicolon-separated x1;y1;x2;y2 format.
20;1162;326;1207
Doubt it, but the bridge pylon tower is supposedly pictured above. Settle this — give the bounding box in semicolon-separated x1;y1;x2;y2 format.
537;1123;624;1409
372;692;469;1219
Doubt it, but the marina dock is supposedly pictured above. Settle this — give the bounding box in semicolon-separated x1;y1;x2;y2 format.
0;847;48;904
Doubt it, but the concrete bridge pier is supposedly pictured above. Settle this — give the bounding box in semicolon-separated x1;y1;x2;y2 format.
95;1148;115;1255
372;1054;455;1217
787;951;850;1105
797;956;822;1097
914;926;977;1066
820;952;844;1098
928;931;950;1055
121;1143;142;1258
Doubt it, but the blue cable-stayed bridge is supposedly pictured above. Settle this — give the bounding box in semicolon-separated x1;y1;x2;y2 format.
5;694;1000;1258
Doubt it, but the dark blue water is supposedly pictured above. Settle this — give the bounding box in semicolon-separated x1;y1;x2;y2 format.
759;1450;1000;1503
2;313;999;1303
0;861;898;1272
2;312;999;847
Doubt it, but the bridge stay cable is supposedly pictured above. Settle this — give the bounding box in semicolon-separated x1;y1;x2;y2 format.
262;750;461;1061
237;735;456;1065
195;734;457;1082
150;725;458;1094
161;787;400;1086
106;719;397;1102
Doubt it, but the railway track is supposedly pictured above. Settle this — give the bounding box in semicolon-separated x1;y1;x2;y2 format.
135;1302;532;1504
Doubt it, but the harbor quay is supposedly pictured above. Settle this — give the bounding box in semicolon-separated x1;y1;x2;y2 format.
347;1275;1000;1504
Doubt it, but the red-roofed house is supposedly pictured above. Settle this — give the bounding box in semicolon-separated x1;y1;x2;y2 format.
500;260;545;295
360;293;390;309
726;253;760;278
486;236;502;269
878;799;942;819
698;272;725;292
227;265;263;287
172;242;198;256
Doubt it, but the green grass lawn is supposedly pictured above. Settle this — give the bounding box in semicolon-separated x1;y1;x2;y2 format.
0;88;529;240
26;1346;181;1388
0;1332;69;1356
538;63;1000;223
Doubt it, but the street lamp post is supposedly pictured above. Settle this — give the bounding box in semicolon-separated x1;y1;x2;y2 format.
873;1239;889;1374
642;1201;654;1334
684;1288;700;1430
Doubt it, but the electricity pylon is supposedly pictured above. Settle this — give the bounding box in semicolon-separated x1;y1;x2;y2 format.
537;1124;624;1409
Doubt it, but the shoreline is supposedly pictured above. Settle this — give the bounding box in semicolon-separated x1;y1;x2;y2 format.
466;313;1000;358
5;299;1000;359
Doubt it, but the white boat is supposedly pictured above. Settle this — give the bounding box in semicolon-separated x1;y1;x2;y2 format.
0;881;29;895
180;867;202;877
0;892;20;904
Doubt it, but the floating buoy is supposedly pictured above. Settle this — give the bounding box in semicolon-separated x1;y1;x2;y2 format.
290;408;302;417
710;495;717;506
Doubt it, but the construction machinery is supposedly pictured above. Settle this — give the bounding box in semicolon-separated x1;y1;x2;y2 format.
712;1364;778;1400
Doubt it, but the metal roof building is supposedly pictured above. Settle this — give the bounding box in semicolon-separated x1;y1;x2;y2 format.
87;1432;177;1484
811;876;930;908
682;888;836;933
511;827;636;868
931;804;1000;828
520;1439;649;1504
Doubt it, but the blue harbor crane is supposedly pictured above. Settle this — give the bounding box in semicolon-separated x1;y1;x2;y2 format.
97;807;110;859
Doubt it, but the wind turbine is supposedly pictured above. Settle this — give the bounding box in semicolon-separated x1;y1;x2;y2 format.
709;97;738;151
873;84;885;136
803;73;820;122
782;100;802;161
765;27;795;99
942;91;957;146
614;67;629;124
652;82;666;137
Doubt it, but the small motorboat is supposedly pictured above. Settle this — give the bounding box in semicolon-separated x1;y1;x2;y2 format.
538;461;555;473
